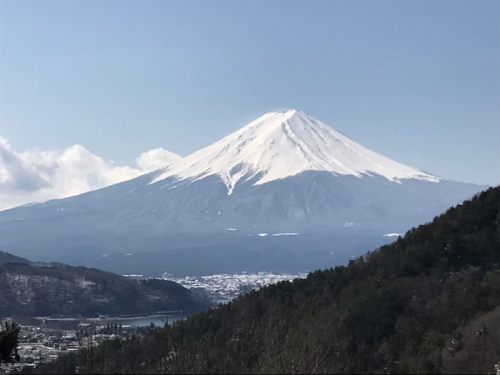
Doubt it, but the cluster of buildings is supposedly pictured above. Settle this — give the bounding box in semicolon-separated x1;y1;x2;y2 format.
0;324;81;373
163;271;307;301
1;320;145;373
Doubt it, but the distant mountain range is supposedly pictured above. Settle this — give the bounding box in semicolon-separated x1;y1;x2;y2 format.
0;110;488;275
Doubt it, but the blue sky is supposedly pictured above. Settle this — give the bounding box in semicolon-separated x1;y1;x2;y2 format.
0;0;498;208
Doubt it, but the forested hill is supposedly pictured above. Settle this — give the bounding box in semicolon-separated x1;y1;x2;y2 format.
28;186;500;374
0;262;210;318
0;251;29;265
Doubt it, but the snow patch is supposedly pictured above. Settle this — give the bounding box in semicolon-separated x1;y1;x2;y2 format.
18;202;40;208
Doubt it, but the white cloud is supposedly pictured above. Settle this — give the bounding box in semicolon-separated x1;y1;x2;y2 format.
136;148;181;172
0;137;181;211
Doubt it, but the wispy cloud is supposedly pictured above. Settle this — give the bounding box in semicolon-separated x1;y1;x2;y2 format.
0;137;180;210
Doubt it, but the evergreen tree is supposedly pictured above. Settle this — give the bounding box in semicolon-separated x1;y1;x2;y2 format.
0;321;20;363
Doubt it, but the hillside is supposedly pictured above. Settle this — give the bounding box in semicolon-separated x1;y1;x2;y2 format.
0;251;29;265
27;185;500;374
0;262;210;318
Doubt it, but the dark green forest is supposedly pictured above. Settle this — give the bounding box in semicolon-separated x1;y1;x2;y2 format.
20;186;500;374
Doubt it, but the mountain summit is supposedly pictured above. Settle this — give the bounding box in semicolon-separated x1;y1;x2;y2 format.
152;110;438;194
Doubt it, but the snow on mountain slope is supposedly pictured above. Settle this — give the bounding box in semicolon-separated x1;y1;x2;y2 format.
152;110;439;194
0;110;487;276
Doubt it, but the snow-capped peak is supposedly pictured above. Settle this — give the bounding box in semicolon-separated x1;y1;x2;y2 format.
151;110;440;194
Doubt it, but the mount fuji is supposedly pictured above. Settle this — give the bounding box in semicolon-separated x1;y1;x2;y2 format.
0;110;487;276
152;110;439;192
